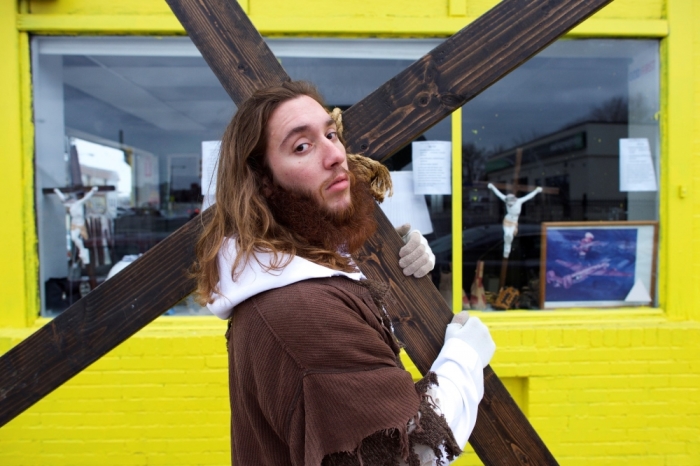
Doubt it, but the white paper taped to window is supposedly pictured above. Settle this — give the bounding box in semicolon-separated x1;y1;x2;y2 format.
412;141;452;195
201;140;221;209
379;171;434;235
619;138;657;192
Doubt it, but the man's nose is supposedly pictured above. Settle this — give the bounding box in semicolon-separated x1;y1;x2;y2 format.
321;138;345;169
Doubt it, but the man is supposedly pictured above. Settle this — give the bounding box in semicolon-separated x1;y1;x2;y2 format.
194;81;495;465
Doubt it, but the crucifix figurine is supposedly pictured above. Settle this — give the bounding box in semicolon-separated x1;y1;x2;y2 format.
53;186;98;265
487;183;542;258
484;148;556;292
43;143;116;292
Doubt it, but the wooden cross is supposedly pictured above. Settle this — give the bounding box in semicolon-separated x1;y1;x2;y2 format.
487;148;560;291
481;148;560;196
42;143;116;289
41;144;116;196
0;0;613;463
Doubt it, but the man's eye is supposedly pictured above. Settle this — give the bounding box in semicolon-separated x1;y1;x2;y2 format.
327;131;337;140
295;143;309;152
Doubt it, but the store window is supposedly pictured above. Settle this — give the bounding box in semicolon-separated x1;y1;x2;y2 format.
33;37;658;316
454;39;660;310
32;36;450;316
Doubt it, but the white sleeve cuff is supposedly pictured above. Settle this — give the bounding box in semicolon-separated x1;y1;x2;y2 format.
428;338;485;449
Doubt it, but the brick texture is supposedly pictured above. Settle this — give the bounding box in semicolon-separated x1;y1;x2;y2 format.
2;319;698;465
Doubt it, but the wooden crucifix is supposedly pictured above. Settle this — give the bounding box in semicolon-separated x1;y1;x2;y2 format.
0;0;614;464
42;143;115;290
484;148;559;291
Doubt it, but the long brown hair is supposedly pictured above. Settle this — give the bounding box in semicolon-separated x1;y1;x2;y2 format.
194;81;387;305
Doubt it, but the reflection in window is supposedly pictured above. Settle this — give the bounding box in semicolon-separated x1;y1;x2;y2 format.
33;37;658;316
33;37;450;316
455;40;660;310
33;37;234;316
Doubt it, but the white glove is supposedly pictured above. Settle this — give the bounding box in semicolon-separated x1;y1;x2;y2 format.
396;223;435;278
444;311;495;368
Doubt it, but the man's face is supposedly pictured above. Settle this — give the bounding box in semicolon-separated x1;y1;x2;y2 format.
265;95;351;213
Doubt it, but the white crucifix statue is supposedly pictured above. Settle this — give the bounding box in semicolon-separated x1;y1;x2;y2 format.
487;183;542;258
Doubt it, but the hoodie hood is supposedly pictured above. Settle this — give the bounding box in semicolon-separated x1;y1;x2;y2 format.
208;237;364;319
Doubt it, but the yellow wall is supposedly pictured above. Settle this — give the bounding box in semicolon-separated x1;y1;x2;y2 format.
2;0;699;465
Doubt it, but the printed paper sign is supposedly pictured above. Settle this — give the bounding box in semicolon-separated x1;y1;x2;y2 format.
379;171;434;235
201;141;221;209
619;138;657;192
412;141;452;195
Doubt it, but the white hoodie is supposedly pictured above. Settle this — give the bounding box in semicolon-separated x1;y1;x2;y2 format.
210;238;484;464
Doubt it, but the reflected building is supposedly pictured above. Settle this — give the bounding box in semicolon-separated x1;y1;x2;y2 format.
485;122;629;223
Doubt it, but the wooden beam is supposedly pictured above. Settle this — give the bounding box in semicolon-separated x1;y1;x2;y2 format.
1;0;614;463
0;209;204;425
165;0;288;105
342;0;613;162
479;181;560;196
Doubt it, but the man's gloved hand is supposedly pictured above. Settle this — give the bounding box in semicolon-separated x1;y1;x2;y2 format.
444;311;495;368
396;223;436;278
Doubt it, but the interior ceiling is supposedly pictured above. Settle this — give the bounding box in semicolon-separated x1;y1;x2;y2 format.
63;56;231;132
62;55;418;135
49;37;656;157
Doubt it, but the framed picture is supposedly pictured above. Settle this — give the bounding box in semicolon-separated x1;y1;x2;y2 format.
539;221;658;309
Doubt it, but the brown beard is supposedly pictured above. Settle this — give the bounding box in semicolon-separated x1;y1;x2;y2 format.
266;166;378;256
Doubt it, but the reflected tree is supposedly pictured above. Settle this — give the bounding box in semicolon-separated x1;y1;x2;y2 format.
586;95;628;123
462;142;488;184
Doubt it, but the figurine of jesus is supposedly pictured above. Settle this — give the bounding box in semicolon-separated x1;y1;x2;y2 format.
487;183;542;258
54;186;98;265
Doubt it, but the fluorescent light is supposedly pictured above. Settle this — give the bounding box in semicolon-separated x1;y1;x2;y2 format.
35;36;443;61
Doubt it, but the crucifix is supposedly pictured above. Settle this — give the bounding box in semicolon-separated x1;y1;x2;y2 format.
0;0;614;464
42;143;115;290
485;148;559;291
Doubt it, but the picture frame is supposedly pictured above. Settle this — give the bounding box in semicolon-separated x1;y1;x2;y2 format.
539;221;658;309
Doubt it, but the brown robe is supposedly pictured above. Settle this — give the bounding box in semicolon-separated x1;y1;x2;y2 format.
227;277;459;466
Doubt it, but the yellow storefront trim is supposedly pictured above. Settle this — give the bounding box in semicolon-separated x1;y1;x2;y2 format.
0;2;28;327
17;14;669;38
473;308;666;327
452;108;463;313
19;31;39;325
661;0;696;321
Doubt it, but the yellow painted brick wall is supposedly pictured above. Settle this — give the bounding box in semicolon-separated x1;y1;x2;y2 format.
25;0;665;19
2;319;699;465
1;319;231;466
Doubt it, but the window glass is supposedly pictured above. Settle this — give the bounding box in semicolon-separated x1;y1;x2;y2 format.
34;37;235;316
456;39;660;310
34;37;657;316
32;37;451;316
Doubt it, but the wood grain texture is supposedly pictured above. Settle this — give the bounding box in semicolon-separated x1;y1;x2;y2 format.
342;0;613;162
165;0;288;104
0;209;208;426
362;210;558;465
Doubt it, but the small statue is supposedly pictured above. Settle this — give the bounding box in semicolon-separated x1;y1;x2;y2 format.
470;261;487;310
488;183;542;258
53;186;98;265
